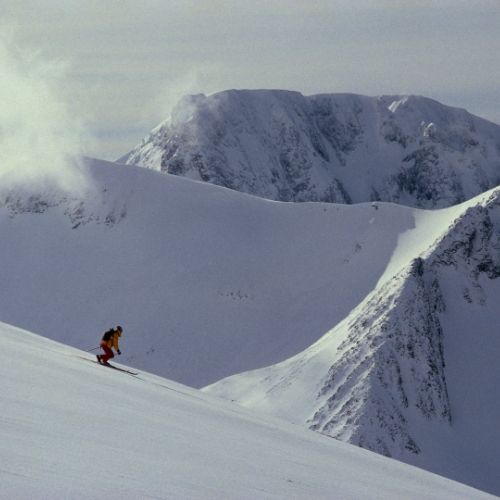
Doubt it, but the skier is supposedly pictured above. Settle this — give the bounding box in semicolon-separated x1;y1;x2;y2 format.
97;326;123;365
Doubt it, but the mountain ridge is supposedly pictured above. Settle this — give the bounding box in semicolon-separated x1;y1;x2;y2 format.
0;157;430;387
121;89;500;208
204;187;500;495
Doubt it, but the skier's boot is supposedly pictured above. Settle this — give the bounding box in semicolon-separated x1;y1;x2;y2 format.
96;354;102;364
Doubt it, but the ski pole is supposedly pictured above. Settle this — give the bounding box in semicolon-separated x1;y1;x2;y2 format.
86;346;100;352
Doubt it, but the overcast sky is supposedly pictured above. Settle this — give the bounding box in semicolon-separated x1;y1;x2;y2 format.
3;0;500;160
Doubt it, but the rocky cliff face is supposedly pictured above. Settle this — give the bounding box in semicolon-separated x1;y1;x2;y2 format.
310;190;500;472
309;258;451;458
121;90;500;208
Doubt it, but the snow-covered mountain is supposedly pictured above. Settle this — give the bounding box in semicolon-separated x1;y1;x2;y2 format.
205;187;500;495
120;90;500;208
0;157;443;388
3;321;494;499
2;157;499;495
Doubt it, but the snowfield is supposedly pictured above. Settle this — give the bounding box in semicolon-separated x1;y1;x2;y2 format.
0;321;495;500
0;157;489;389
0;157;449;387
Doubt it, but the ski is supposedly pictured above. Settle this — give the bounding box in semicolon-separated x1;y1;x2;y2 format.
77;356;139;376
102;363;139;376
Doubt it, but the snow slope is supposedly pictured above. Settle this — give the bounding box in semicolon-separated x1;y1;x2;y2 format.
205;188;500;496
0;158;496;391
0;157;446;387
2;158;499;494
0;320;495;500
121;90;500;208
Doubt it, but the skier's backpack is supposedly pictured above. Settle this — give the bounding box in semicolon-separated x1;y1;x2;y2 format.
102;329;115;342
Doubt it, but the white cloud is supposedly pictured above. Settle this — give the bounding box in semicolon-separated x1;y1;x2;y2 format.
0;30;90;194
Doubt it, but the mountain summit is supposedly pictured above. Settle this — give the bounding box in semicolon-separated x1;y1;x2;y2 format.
121;90;500;208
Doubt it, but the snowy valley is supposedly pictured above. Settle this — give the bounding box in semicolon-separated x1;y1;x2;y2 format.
206;188;500;495
0;157;443;387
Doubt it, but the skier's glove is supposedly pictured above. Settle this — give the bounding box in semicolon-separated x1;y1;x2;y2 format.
117;350;121;355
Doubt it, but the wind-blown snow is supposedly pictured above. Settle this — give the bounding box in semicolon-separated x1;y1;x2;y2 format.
0;34;88;194
0;321;494;499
